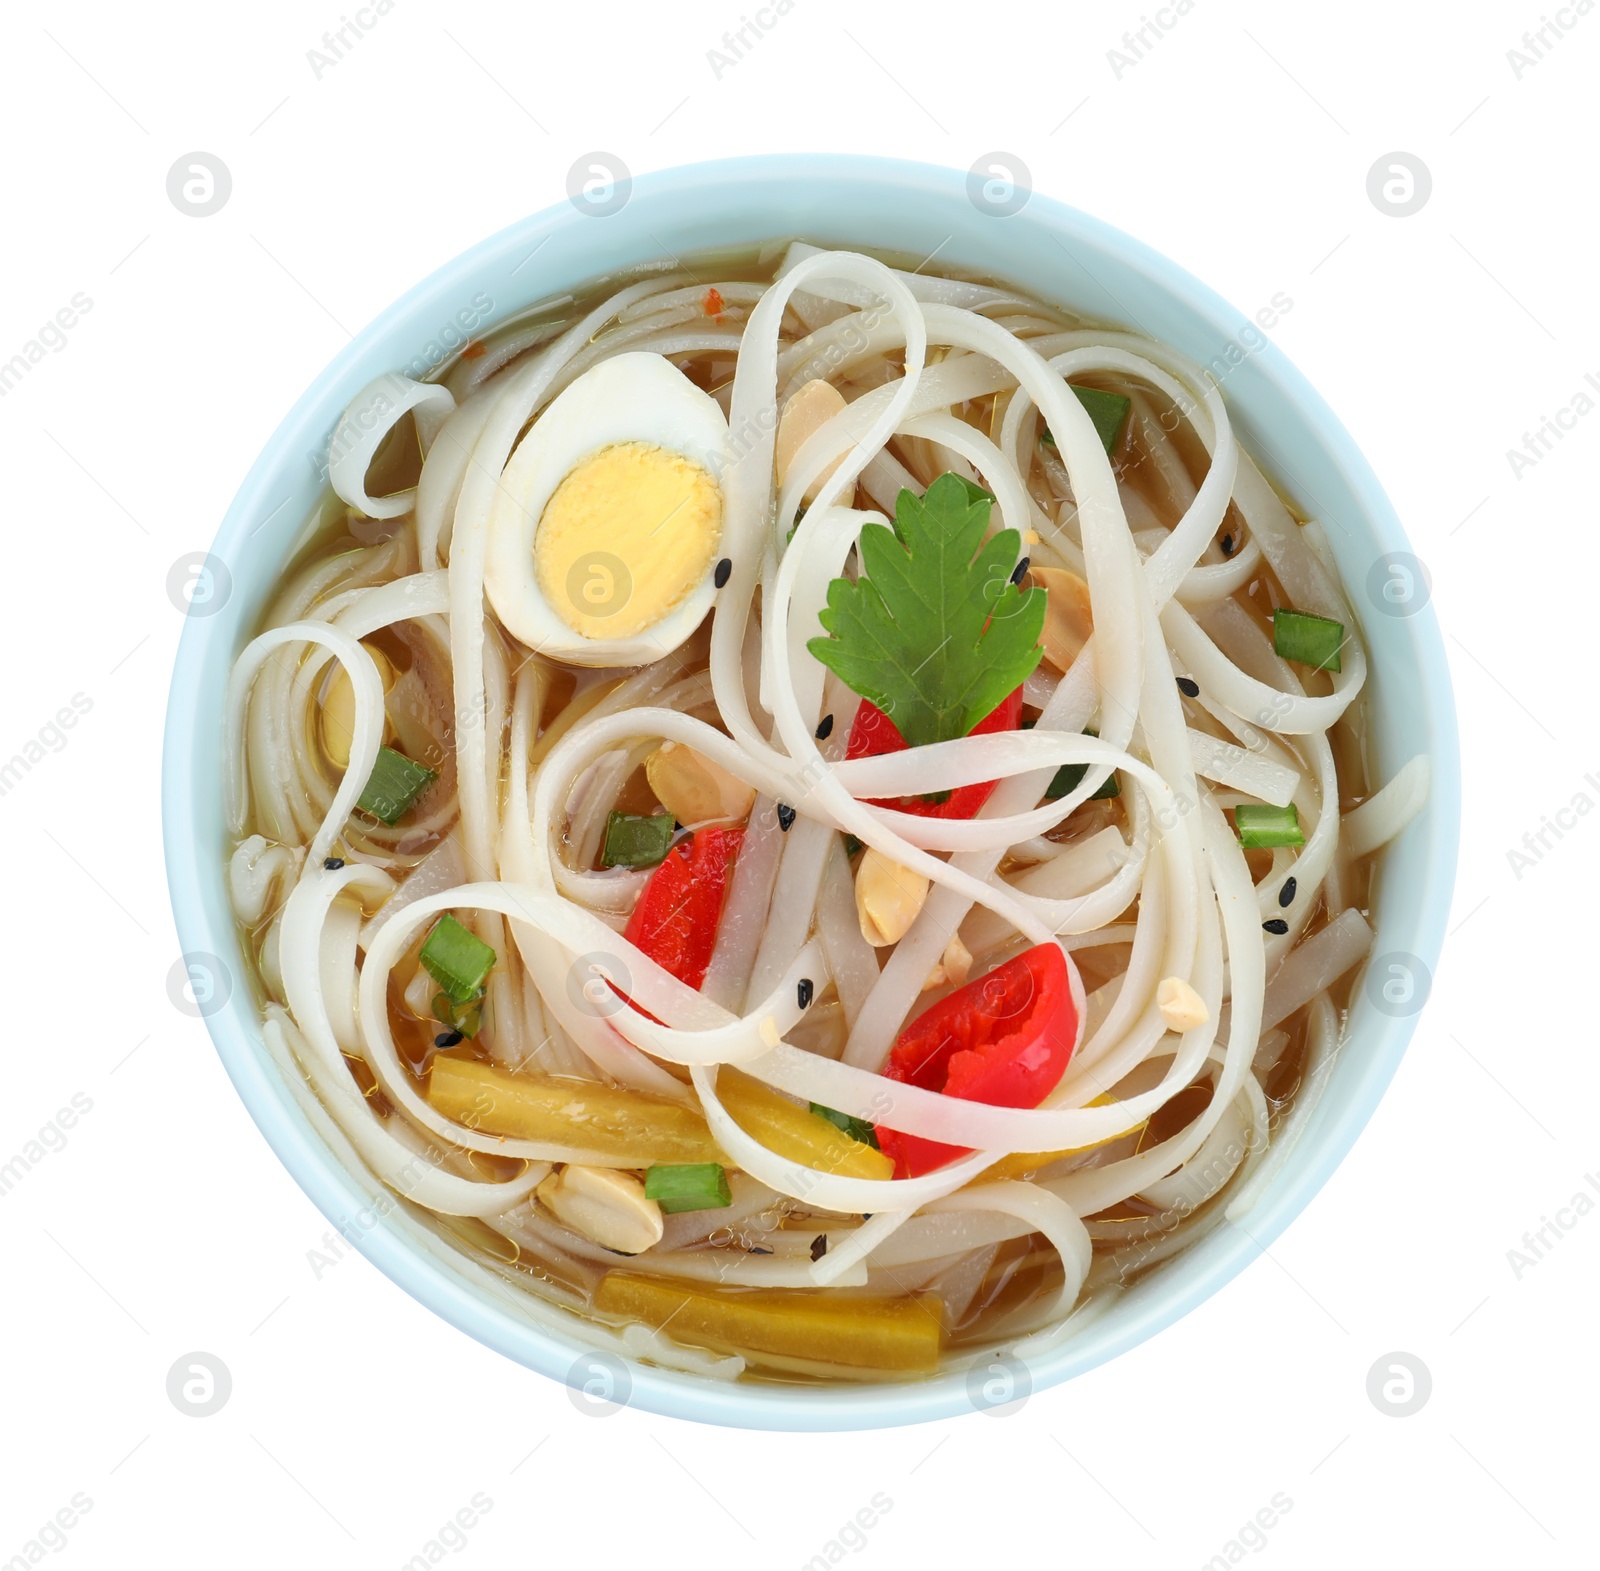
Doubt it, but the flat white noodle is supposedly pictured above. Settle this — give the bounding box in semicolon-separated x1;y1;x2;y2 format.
224;245;1424;1374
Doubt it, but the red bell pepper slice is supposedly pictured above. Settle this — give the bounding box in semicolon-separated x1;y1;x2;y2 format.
844;686;1024;820
875;943;1076;1178
622;825;743;992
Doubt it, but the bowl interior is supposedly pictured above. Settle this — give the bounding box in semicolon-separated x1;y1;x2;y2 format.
163;154;1459;1430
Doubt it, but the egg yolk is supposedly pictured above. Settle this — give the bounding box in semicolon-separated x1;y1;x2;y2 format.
534;441;722;640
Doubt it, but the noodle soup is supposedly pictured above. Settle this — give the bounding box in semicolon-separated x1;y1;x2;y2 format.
225;241;1427;1383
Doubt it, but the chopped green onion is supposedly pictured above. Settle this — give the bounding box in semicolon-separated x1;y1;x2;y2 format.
1234;803;1304;849
1273;607;1345;672
809;1103;881;1149
420;914;496;1004
357;746;437;825
644;1163;733;1214
601;811;675;868
1037;726;1119;802
1042;386;1133;456
431;991;483;1039
951;474;997;505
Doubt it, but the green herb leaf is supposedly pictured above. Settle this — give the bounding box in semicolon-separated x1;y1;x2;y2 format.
809;1102;881;1149
805;473;1045;749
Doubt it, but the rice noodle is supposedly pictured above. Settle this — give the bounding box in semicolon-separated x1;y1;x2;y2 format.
223;243;1416;1380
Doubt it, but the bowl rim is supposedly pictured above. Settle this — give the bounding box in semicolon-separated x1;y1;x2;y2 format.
163;151;1460;1430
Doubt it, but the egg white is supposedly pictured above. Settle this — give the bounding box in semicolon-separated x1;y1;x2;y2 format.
484;352;732;666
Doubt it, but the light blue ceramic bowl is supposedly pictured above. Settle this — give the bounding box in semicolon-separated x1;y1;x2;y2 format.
163;153;1459;1430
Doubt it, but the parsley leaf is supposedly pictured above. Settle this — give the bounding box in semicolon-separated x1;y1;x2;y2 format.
805;473;1045;749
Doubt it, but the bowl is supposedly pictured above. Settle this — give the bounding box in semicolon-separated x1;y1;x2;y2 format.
163;153;1459;1430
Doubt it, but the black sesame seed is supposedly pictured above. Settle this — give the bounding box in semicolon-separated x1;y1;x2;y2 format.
323;856;345;870
810;1233;828;1262
434;1030;464;1048
815;713;834;741
1278;877;1297;908
1262;918;1289;935
1010;556;1030;586
748;1246;775;1256
797;977;815;1010
776;802;796;831
713;557;732;588
1176;677;1200;699
1220;533;1234;557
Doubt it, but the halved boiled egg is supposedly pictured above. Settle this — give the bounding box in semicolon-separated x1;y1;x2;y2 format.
484;352;730;665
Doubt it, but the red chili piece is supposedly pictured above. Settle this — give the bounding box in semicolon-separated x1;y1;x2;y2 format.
844;686;1024;820
703;287;725;317
622;826;743;992
875;943;1077;1178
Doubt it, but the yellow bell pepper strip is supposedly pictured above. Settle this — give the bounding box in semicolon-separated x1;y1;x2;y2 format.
978;1094;1147;1181
593;1272;942;1373
428;1057;725;1166
715;1067;894;1182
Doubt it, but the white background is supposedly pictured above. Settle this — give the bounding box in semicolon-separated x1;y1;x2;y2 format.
1;0;1593;1566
